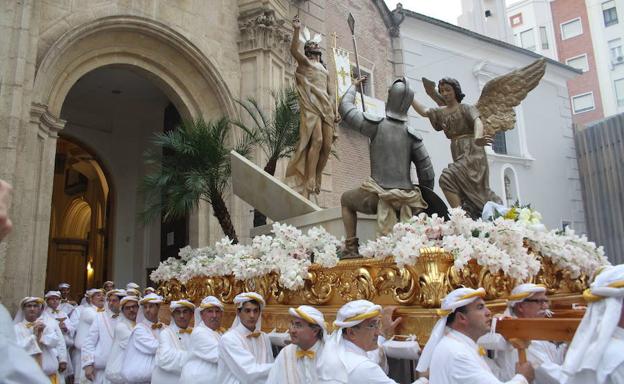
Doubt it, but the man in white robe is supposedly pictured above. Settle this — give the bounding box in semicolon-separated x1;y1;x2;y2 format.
151;299;194;383
268;305;326;384
479;283;566;383
13;297;63;382
82;289;124;383
317;300;423;384
59;283;78;316
105;295;139;383
181;296;225;382
418;287;534;384
143;287;156;296
0;181;50;384
72;288;105;384
43;291;72;378
103;281;115;293
121;293;166;384
217;291;274;384
538;264;624;384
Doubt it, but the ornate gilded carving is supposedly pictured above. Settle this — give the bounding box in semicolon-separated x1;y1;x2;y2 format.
414;250;454;308
338;267;376;302
300;270;336;305
375;264;419;305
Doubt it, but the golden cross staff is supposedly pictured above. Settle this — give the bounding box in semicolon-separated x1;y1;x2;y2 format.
347;13;366;112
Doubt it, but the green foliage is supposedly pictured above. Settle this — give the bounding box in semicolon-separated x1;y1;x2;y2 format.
231;87;300;170
140;117;254;224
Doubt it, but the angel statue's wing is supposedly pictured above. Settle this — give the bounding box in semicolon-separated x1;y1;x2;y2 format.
422;77;446;106
476;58;546;135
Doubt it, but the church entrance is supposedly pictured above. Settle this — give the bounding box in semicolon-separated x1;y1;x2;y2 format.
46;65;188;296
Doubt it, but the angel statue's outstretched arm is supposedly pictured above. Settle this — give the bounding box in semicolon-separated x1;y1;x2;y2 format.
410;97;430;118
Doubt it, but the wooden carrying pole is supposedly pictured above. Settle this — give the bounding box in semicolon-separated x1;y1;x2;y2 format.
496;318;581;363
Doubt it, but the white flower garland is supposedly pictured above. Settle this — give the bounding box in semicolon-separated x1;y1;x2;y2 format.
150;208;609;290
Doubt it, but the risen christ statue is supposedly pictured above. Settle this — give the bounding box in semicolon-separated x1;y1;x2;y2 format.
286;16;339;199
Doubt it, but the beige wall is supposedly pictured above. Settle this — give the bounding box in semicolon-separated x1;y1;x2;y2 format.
0;0;395;311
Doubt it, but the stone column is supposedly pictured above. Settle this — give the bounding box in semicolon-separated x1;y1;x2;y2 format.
233;0;294;242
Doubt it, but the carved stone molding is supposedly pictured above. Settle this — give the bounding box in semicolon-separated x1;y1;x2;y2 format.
30;102;66;138
238;7;291;59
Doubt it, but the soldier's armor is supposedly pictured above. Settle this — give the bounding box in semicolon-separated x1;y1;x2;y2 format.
338;78;435;190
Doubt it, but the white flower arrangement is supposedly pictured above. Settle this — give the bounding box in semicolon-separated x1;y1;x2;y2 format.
151;207;609;290
150;223;341;290
361;207;606;281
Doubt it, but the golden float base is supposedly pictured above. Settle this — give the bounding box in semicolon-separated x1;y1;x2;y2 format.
158;251;587;343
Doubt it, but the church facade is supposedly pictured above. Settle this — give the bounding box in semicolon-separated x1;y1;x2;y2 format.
0;0;586;312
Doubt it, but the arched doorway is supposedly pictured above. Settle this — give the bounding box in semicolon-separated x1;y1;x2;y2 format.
45;65;192;293
46;137;112;295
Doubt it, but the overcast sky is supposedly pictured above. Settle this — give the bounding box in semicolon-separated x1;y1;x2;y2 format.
384;0;524;25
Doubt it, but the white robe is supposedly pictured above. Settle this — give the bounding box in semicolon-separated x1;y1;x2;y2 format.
121;319;165;384
318;339;400;384
0;303;50;384
60;300;77;317
151;322;192;384
82;311;118;384
479;333;565;383
267;340;323;384
216;323;275;384
72;305;98;383
43;306;75;376
430;329;528;384
105;317;135;384
536;327;624;384
180;323;221;383
14;319;61;378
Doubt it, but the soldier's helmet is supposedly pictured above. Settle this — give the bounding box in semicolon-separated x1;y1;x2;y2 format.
385;77;414;122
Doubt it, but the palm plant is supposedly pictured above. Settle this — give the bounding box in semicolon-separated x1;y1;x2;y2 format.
232;87;300;226
140;117;254;244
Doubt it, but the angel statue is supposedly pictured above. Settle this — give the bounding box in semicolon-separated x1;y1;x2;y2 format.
410;59;546;219
286;15;340;199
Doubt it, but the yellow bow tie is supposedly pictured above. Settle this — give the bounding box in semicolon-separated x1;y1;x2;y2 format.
217;327;227;334
25;322;35;329
478;346;487;357
246;331;262;338
151;322;164;329
97;308;105;313
179;328;193;334
51;309;60;314
296;349;315;359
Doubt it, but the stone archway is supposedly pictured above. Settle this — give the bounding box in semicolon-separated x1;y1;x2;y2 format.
5;15;239;305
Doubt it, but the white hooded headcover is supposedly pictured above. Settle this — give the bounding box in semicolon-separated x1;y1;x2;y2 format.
562;264;624;382
58;282;70;289
319;300;381;382
195;296;224;328
289;305;328;339
13;297;45;324
119;295;140;324
126;282;140;291
231;292;265;331
416;287;486;373
504;283;547;316
105;289;126;313
138;293;163;323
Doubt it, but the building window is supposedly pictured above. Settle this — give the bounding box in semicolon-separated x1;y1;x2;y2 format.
520;29;536;51
566;54;589;72
539;27;549;49
350;65;372;97
561;18;583;40
492;131;507;154
615;78;624;106
571;92;595;114
603;1;618;27
609;38;624;65
510;13;523;27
